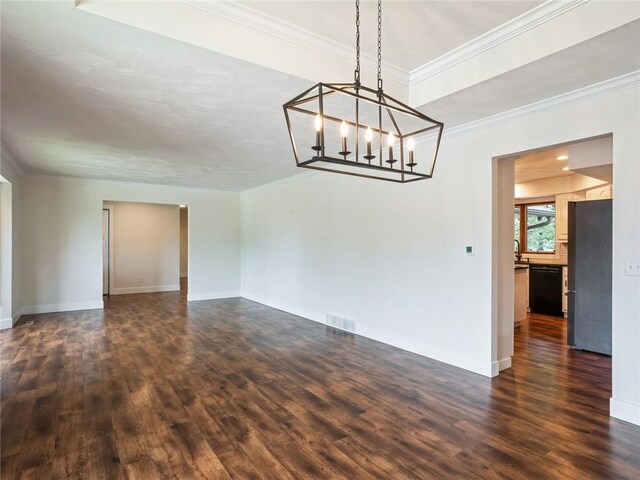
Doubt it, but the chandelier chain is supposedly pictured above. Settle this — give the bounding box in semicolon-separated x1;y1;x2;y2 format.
354;0;360;85
377;0;382;92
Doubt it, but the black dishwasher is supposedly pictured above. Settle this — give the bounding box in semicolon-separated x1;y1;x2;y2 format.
529;265;563;317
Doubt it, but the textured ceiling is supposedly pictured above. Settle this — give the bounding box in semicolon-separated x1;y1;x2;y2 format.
239;1;542;71
1;1;309;190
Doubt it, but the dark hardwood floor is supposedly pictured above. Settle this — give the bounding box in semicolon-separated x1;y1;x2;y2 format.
2;288;639;479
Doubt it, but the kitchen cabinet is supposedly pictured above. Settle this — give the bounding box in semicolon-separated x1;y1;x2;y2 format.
585;184;612;200
555;193;573;243
562;266;568;317
526;267;530;312
514;267;528;327
557;190;610;243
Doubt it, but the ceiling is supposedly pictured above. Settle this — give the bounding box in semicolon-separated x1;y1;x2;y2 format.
1;1;307;190
515;146;571;184
238;1;542;71
1;1;637;191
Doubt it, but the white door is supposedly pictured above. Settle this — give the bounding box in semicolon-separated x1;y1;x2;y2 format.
102;209;109;295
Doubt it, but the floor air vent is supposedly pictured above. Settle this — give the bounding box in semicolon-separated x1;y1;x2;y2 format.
325;314;356;333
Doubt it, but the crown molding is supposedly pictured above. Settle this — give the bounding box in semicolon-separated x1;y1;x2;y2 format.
0;146;27;177
409;0;589;86
183;0;409;86
410;70;639;149
445;70;640;138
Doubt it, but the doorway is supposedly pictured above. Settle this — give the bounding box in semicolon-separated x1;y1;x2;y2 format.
102;201;186;296
179;205;188;293
0;176;12;327
494;135;614;374
102;207;111;295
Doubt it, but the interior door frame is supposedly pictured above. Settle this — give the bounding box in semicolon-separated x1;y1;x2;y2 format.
492;134;614;376
103;205;115;296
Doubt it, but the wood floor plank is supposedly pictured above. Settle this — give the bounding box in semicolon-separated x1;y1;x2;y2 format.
1;284;639;479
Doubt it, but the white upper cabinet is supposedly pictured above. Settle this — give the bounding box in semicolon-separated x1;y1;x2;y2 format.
585;184;613;200
556;193;573;243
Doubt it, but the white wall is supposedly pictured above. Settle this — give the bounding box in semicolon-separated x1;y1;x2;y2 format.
241;85;640;425
242;150;495;377
105;201;180;294
21;176;240;313
569;135;613;170
180;207;188;277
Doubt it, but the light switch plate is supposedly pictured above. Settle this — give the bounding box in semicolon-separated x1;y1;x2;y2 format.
624;259;640;276
466;245;475;256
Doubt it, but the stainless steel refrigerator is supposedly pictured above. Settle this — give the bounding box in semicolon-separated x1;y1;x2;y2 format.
567;199;612;355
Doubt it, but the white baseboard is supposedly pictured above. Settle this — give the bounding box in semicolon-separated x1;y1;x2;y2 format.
187;291;241;301
610;397;640;426
242;293;495;378
491;357;512;376
0;308;22;330
0;308;23;329
21;301;104;315
111;284;180;295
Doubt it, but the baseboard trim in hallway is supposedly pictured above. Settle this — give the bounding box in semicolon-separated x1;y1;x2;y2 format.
611;397;640;425
111;284;180;295
187;291;241;301
21;300;104;315
492;356;513;375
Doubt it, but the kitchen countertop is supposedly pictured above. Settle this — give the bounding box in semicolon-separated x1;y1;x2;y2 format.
514;261;568;268
519;258;568;266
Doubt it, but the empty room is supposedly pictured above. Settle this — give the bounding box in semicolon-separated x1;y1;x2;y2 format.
1;1;639;478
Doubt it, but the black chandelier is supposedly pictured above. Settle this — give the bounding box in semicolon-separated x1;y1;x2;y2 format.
283;0;444;183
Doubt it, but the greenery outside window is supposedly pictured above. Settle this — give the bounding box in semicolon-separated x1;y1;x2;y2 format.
514;203;556;253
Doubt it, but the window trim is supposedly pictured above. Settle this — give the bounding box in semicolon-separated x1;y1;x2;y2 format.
515;202;556;254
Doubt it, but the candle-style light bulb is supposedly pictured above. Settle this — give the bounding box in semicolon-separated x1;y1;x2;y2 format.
339;121;350;157
363;127;375;162
312;114;322;153
387;132;396;166
365;127;373;142
407;137;416;169
340;121;348;138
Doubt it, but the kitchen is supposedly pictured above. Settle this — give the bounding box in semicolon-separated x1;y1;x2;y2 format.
513;136;613;355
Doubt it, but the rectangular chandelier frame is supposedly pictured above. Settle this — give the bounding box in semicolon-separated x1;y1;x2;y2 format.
283;82;444;183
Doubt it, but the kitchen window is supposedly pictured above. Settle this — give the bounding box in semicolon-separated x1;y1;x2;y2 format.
515;203;556;253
